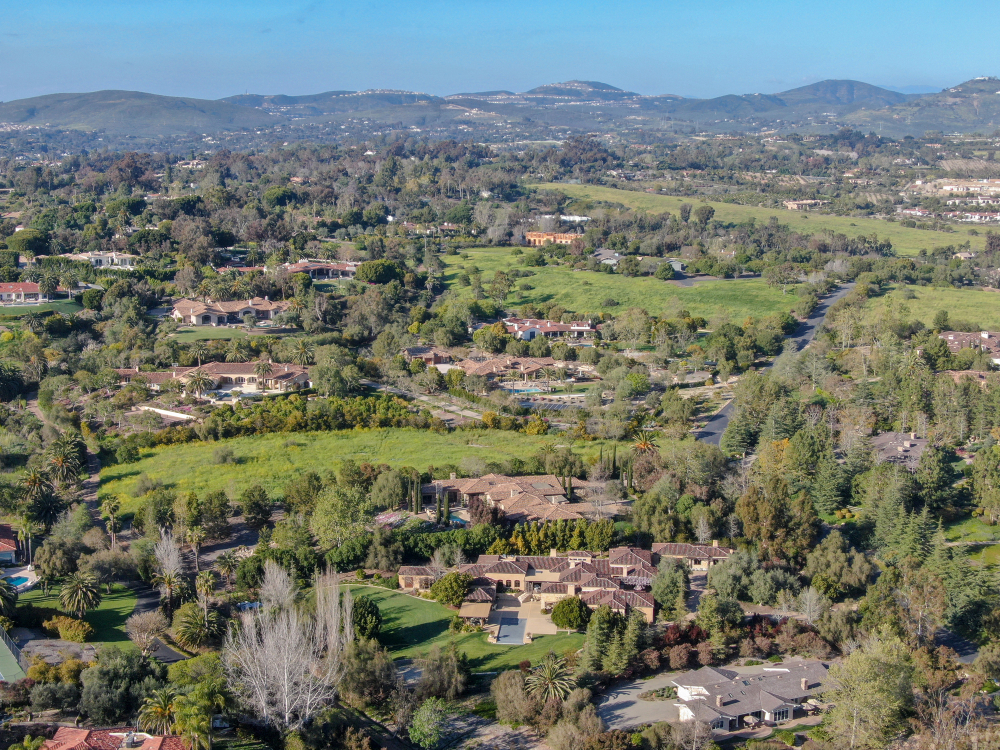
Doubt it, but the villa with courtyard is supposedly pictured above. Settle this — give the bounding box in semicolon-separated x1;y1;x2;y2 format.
115;361;311;393
171;296;291;326
502;316;597;340
421;472;601;523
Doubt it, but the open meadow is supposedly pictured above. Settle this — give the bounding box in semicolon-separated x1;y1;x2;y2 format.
442;246;796;320
537;183;982;257
99;428;604;516
867;283;1000;330
341;585;586;672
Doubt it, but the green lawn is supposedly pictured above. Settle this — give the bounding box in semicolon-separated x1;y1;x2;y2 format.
866;284;1000;330
538;183;982;257
99;428;601;515
342;585;586;672
0;300;84;318
944;515;1000;543
19;583;137;646
171;327;250;342
443;246;796;320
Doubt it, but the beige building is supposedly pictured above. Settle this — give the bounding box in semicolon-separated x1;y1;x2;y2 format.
115;361;310;393
172;296;291;326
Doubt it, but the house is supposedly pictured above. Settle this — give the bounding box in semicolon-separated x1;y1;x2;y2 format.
592;248;621;268
421;472;599;523
871;431;929;470
115;361;310;393
451;546;657;623
171;297;291;326
403;346;452;366
458;355;561;382
525;231;580;246
0;524;17;563
783;200;828;210
0;282;46;304
503;317;597;340
398;565;437;592
63;251;140;268
280;260;359;279
43;728;185;750
651;541;734;571
672;662;830;732
939;330;1000;364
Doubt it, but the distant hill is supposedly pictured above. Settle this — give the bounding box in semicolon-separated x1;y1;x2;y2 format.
845;77;1000;133
0;90;277;135
775;80;913;109
220;89;441;116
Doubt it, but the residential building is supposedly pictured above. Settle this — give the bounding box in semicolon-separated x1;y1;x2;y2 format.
871;431;929;469
450;546;657;622
592;248;621;267
63;251;140;268
525;231;580;246
503;317;596;340
0;524;17;563
938;330;1000;364
397;565;437;592
651;541;734;571
672;662;830;732
0;282;47;304
44;728;185;750
421;472;599;523
403;345;453;365
171;297;291;326
280;260;358;279
115;361;310;393
457;355;562;382
783;200;828;210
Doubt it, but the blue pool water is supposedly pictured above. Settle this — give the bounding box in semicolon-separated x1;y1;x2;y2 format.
5;576;28;587
502;387;542;393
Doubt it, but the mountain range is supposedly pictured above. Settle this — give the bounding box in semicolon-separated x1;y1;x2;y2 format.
1;77;999;138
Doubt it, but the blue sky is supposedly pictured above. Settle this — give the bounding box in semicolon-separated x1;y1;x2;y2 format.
1;0;996;102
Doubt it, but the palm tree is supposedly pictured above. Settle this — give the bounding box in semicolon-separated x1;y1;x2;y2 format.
11;513;43;565
172;687;222;750
290;339;315;366
60;572;102;618
38;274;58;300
189;342;209;367
0;579;17;617
8;736;46;750
253;359;272;391
19;469;52;506
173;604;221;650
632;437;657;455
22;312;43;334
139;688;177;735
225;340;248;363
46;449;81;490
525;651;575;702
187;526;206;572
152;570;181;614
185;371;214;397
195;570;215;620
101;497;122;548
214;551;239;590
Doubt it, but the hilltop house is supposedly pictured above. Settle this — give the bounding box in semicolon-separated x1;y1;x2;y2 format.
871;431;929;470
672;662;830;732
525;231;580;246
403;345;453;366
503;317;597;340
171;297;291;326
115;361;311;393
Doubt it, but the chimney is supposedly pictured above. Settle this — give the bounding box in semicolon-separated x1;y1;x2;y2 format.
550;548;558;557
715;695;723;707
910;432;917;439
450;472;456;480
712;540;719;547
801;678;809;691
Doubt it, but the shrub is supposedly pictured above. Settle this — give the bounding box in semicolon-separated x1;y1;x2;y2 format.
132;473;161;497
43;615;94;643
116;445;140;464
551;597;591;630
212;446;236;464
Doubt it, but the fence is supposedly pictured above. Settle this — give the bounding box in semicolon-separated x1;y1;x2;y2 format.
0;625;30;675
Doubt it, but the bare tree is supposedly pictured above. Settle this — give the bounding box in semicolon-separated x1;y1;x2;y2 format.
154;530;182;576
797;586;831;626
694;515;713;545
672;720;715;750
260;560;296;612
125;610;168;656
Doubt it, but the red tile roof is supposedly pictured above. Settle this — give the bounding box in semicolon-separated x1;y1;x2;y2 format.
0;524;17;553
45;728;185;750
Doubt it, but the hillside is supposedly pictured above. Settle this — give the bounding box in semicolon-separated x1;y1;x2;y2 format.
0;90;278;134
845;76;1000;134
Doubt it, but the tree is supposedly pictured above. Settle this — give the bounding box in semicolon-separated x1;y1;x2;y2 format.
339;637;398;709
408;697;448;749
352;595;382;640
826;631;914;750
290;339;315;366
240;484;272;530
0;578;17;617
430;572;472;607
491;670;538;726
80;645;167;724
355;259;403;285
580;605;624;673
802;530;873;598
8;737;46;750
551;596;591;630
172;683;222;750
138;688;177;734
416;643;468;700
60;572;101;618
253;359;273;386
185;371;214;397
223;573;348;731
370;470;405;511
693;204;715;225
187;526;206;572
214;550;239;589
126;610;168;656
489;271;513;306
101;497;122;548
651;557;689;621
525;651;575;701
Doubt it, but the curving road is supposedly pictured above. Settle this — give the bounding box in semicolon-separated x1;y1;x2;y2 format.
694;283;856;445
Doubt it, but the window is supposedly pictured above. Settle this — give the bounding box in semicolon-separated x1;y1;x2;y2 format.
710;718;725;730
773;709;789;722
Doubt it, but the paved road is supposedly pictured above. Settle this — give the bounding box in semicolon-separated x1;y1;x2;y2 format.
694;282;856;445
132;587;187;664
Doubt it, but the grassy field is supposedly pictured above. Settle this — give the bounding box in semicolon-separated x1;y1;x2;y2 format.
443;246;796;320
171;327;249;342
867;284;1000;330
99;428;600;514
0;300;84;318
342;585;585;672
537;183;982;257
19;584;137;646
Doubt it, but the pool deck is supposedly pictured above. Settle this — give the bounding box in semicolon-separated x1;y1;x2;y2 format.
4;565;38;592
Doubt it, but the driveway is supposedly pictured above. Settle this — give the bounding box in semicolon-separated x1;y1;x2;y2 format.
132;586;187;664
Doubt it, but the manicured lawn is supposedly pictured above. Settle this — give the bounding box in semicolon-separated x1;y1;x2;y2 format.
19;583;137;646
539;183;982;257
442;246;796;320
866;284;1000;330
171;327;250;342
99;428;603;516
342;585;586;672
0;300;84;318
944;515;1000;543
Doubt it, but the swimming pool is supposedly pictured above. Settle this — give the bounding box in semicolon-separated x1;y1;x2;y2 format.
502;387;542;393
5;576;28;587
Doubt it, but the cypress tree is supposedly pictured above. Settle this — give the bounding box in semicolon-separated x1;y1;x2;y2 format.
443;492;450;525
812;455;845;515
